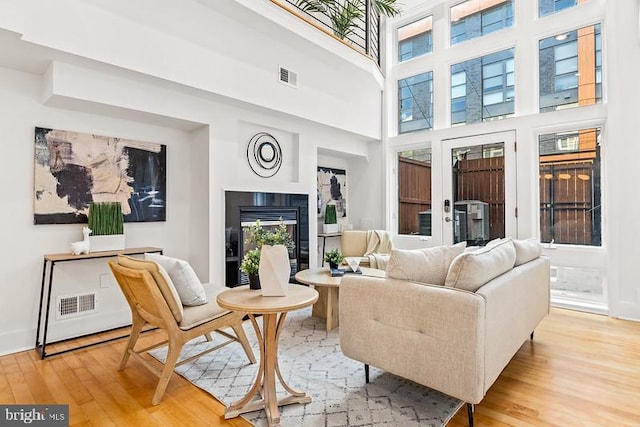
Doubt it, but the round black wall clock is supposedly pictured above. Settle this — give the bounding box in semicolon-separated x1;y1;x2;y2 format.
247;132;282;178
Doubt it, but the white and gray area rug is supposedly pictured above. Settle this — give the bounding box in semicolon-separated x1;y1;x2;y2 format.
152;307;463;426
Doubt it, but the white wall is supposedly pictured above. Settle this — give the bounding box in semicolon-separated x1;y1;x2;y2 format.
0;0;382;139
603;0;640;320
0;0;386;355
0;66;194;350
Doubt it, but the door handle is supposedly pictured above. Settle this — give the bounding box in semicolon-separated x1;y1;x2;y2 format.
445;216;452;222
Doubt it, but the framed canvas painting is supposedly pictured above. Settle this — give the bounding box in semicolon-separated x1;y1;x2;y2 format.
34;127;166;224
317;166;347;219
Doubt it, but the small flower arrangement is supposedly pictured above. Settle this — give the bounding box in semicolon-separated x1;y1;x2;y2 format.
240;248;261;276
244;219;295;252
324;248;344;267
240;219;295;277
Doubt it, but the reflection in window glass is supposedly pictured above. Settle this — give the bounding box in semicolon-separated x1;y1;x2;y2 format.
398;16;433;62
539;24;602;112
398;72;433;133
539;127;601;246
397;148;432;235
451;48;514;126
451;0;513;45
539;0;588;17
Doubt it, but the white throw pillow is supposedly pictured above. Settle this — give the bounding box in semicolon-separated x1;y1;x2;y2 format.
444;238;516;292
386;242;466;286
145;253;208;306
513;238;542;266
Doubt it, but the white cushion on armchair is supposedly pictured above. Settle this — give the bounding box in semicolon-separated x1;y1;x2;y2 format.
146;253;208;306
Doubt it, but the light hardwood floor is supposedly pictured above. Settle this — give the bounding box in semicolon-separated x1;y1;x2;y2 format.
2;307;639;426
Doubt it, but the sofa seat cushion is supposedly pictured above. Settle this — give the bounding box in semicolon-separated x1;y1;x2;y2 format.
513;238;542;266
386;242;466;286
146;253;208;306
445;239;516;292
179;283;230;330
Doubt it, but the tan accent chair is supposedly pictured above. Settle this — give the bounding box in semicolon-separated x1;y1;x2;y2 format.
340;230;392;269
109;255;256;405
340;230;369;264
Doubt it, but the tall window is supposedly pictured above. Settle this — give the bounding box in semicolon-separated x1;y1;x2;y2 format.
539;127;601;246
539;0;589;17
450;0;513;45
539;24;602;112
397;148;432;235
450;48;514;126
398;72;433;133
398;16;433;62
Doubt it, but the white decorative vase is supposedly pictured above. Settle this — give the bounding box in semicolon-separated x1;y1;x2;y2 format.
89;234;125;252
322;223;339;234
258;244;290;297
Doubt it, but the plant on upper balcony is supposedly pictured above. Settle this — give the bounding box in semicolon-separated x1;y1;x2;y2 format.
296;0;402;39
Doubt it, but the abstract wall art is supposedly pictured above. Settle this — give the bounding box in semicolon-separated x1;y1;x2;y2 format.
317;166;347;220
34;127;166;224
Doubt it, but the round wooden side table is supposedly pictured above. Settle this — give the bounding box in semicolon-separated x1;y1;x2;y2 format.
217;284;318;427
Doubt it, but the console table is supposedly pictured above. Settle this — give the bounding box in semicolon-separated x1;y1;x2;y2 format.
36;246;163;359
318;232;341;266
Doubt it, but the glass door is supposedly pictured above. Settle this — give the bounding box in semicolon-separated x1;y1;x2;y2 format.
442;131;517;246
538;127;606;312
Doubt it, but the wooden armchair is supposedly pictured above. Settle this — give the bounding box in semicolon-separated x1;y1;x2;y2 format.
108;255;256;405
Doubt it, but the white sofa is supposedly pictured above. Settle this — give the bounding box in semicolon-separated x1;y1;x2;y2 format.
339;238;550;426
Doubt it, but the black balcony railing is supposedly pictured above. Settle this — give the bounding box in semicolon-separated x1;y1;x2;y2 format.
275;0;382;65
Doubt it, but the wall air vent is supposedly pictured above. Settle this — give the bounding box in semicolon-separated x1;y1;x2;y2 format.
279;66;298;88
57;293;97;319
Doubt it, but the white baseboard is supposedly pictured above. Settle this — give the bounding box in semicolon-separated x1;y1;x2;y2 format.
0;309;132;357
0;328;37;357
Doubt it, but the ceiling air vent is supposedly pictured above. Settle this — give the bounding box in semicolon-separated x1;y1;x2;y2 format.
279;66;298;88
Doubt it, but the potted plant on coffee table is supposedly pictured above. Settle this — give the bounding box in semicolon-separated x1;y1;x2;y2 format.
324;248;344;270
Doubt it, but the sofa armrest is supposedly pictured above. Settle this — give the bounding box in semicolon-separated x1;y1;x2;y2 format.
339;275;487;403
475;256;550;392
